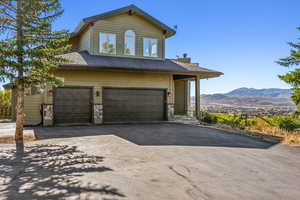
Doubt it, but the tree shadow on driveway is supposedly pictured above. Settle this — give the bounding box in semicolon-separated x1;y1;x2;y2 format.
0;144;125;200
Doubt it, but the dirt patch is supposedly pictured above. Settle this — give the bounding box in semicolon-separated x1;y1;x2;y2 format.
0;119;11;123
199;122;285;144
0;136;36;144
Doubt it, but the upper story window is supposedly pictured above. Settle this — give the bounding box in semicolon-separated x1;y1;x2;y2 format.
143;38;158;57
124;30;135;56
99;32;116;54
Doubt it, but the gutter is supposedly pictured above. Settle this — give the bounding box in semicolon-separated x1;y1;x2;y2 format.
57;65;223;78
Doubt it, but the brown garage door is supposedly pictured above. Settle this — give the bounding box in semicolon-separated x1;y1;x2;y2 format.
54;87;92;124
103;88;166;123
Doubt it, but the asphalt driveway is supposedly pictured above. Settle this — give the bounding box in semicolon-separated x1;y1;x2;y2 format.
0;123;300;200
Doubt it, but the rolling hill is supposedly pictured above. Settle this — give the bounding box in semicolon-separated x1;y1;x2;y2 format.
225;87;292;98
200;88;295;108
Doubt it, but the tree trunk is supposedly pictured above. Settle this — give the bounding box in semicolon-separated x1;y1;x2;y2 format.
15;0;24;158
15;83;24;157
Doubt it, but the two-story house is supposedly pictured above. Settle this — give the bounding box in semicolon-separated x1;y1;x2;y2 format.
6;5;223;126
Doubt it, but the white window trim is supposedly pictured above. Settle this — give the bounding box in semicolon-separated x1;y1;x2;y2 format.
99;32;117;54
143;37;158;57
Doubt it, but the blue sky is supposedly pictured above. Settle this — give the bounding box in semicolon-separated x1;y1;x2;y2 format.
1;0;300;94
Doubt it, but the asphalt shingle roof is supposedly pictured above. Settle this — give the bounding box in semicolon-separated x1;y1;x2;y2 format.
58;51;223;77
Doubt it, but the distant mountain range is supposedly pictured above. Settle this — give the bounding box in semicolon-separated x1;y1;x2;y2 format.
225;87;292;98
200;88;295;109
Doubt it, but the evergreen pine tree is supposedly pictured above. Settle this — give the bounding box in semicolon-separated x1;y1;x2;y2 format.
0;0;70;155
277;27;300;117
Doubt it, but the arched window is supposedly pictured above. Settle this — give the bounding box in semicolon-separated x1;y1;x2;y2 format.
124;30;135;56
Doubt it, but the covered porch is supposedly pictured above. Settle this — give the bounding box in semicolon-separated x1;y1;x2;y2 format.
170;55;223;120
172;68;222;120
173;74;200;119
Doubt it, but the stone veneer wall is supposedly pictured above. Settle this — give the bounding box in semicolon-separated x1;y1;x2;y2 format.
93;104;103;124
167;103;174;121
42;104;53;126
42;103;103;126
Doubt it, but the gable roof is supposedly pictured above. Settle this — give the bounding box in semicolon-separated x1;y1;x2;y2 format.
58;51;223;78
72;5;176;38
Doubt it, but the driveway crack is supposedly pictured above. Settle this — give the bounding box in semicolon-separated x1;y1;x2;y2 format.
169;165;210;200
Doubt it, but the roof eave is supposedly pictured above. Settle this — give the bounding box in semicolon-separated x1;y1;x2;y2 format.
71;21;92;39
127;5;176;38
57;64;186;74
199;72;224;79
57;64;223;77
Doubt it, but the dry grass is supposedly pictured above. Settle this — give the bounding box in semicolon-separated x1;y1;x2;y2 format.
248;117;300;145
0;119;11;123
0;136;36;144
203;115;300;146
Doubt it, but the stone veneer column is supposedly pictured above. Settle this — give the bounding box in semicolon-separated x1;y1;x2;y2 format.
93;87;103;124
43;104;53;126
167;103;174;121
93;104;103;124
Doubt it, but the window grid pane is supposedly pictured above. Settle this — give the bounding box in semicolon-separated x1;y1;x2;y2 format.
143;38;158;57
99;33;116;54
143;39;149;56
124;30;135;55
151;40;158;57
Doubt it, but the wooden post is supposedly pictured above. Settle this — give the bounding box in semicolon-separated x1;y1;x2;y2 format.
195;76;200;119
185;80;190;115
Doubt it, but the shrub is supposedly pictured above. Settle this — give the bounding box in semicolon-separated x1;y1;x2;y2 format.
200;112;300;144
271;116;300;132
0;90;11;107
208;113;256;129
199;111;217;124
0;106;11;119
0;90;12;119
202;113;218;124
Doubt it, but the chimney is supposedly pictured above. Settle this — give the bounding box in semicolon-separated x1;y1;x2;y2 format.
176;53;191;63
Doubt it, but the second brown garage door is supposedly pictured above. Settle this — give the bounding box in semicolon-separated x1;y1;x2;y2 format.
103;88;166;123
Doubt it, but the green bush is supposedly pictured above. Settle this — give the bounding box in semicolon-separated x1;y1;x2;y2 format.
271;116;300;132
202;113;218;124
0;90;11;107
0;107;11;119
200;112;300;132
208;113;256;129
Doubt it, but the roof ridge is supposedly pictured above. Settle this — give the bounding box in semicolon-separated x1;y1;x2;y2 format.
83;4;135;23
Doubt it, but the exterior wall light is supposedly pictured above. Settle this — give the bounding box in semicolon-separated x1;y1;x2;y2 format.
96;91;100;97
48;89;53;97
